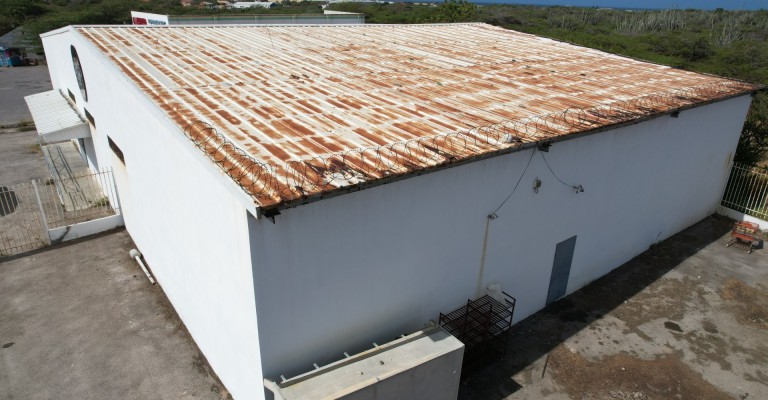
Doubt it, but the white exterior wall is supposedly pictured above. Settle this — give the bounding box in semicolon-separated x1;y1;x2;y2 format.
42;28;265;400
249;96;752;380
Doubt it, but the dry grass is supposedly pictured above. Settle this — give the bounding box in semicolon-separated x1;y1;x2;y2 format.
720;278;768;330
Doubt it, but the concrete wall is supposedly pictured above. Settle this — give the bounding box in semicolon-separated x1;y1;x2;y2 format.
717;206;768;230
267;327;463;400
48;214;124;243
249;95;752;379
42;28;265;400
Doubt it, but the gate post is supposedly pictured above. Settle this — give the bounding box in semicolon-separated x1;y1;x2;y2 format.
31;179;50;239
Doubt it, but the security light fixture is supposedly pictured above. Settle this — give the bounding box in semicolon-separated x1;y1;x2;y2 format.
533;177;542;193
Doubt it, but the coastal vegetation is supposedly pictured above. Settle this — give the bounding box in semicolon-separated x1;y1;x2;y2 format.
330;2;768;163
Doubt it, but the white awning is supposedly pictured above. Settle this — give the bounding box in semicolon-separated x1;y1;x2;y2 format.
24;90;90;143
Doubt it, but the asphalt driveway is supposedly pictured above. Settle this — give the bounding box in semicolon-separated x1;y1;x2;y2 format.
0;65;52;126
0;230;230;400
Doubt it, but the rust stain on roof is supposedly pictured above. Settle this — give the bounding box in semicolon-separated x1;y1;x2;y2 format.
75;23;759;209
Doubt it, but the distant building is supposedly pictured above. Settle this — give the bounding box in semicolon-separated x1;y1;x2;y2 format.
30;23;758;400
130;10;364;25
0;27;31;66
130;11;169;26
232;1;276;9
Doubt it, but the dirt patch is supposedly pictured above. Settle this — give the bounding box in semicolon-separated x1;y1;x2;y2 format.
192;354;208;375
548;344;734;400
744;370;768;385
193;354;233;399
740;343;768;366
612;276;704;332
683;330;732;371
719;278;768;330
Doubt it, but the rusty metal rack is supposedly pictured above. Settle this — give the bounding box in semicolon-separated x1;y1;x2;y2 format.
726;221;761;254
439;291;516;372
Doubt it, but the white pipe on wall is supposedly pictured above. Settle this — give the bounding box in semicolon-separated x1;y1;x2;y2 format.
129;248;155;284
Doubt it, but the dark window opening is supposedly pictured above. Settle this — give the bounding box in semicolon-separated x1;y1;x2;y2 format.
84;109;95;127
67;89;76;103
70;45;88;102
77;138;87;161
108;136;124;164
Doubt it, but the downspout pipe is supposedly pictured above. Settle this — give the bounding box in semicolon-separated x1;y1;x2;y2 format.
129;249;155;284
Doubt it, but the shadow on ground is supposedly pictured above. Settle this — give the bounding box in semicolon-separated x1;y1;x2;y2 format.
459;215;735;400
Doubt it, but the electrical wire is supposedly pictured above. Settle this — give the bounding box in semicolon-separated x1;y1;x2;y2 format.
540;150;582;192
490;147;537;217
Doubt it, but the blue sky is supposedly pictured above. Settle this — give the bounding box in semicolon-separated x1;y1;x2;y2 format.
485;0;767;10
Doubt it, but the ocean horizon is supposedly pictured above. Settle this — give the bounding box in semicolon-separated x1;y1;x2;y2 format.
466;0;767;10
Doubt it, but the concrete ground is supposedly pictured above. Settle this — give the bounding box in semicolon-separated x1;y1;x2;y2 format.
0;129;48;185
461;215;768;400
0;65;52;126
0;64;51;184
0;231;230;400
3;215;761;400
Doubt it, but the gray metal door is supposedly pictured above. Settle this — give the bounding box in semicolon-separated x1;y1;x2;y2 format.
546;235;577;305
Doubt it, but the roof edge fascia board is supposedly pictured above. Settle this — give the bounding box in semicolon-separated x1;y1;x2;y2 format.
257;90;758;218
40;25;74;39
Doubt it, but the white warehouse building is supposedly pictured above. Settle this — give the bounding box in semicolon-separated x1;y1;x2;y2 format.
32;23;758;400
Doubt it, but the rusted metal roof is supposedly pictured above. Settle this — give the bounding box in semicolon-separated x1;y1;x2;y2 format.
75;23;758;209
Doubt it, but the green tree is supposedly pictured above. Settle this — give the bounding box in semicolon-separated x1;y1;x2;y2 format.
98;0;132;24
437;0;477;23
0;0;46;36
735;95;768;166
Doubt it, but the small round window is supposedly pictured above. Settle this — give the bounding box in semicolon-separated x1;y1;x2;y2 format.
71;46;88;101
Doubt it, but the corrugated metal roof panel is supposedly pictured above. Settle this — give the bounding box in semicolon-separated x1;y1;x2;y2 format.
75;23;759;208
24;90;91;143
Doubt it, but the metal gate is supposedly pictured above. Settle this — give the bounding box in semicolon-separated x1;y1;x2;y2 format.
721;163;768;221
0;169;121;258
0;181;49;255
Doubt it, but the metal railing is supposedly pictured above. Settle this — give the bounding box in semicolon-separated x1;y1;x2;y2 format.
40;168;120;228
721;163;768;221
0;169;120;257
0;182;49;256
